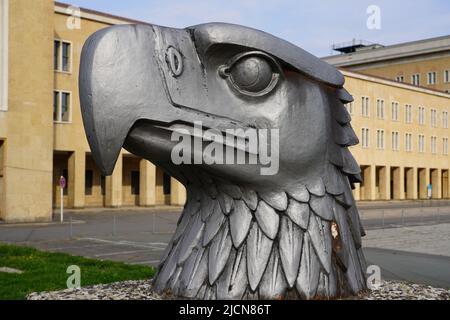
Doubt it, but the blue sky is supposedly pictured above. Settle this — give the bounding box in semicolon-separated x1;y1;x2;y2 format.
65;0;450;56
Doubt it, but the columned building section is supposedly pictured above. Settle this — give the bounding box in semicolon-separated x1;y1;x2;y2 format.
354;164;450;201
430;169;442;199
390;167;402;200
85;154;105;207
443;170;449;198
405;167;418;199
122;155;140;206
68;150;85;208
418;168;428;199
376;166;390;200
139;159;156;207
105;154;123;208
171;177;187;206
52;151;187;209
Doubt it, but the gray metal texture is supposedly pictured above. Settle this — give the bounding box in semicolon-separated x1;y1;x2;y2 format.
79;22;367;299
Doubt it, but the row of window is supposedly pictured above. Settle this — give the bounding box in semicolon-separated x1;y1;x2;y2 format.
360;128;449;154
346;98;449;128
396;70;450;86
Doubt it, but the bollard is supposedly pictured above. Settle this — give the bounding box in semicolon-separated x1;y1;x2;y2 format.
382;210;385;228
113;215;117;236
401;209;404;226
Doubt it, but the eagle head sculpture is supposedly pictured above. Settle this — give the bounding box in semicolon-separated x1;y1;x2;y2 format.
79;23;367;299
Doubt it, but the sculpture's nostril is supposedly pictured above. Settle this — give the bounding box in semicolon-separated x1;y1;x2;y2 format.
166;46;183;77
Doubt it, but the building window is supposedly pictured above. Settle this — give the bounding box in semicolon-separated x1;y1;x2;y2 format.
376;99;384;119
405;104;413;123
361;128;370;148
418;106;426;125
376;129;384;149
361;97;370;117
53;91;71;123
443;138;449;155
405;133;413;152
427;72;437;85
443;111;448;128
431;109;437;127
391;102;399;121
54;39;72;72
54;40;60;70
345;102;354;115
418;135;425;153
131;171;140;195
391;132;399;151
431;136;437;154
445;70;449;83
412;74;420;86
396;76;404;83
85;170;93;195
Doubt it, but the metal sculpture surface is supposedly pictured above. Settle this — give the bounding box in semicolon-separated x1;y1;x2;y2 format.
79;23;367;299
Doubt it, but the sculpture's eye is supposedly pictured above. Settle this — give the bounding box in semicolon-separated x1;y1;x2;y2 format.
219;51;281;97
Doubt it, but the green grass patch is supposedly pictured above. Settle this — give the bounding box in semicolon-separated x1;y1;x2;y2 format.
0;243;156;300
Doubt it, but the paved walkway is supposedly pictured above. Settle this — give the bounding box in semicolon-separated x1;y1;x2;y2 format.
364;223;450;256
365;248;450;289
363;223;450;289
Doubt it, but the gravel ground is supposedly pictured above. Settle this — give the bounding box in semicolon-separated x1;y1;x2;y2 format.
353;281;450;300
27;280;165;300
27;280;450;300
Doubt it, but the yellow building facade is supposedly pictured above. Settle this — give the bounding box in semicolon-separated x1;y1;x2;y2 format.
0;1;449;222
343;71;450;200
0;1;186;223
51;2;187;213
0;0;54;222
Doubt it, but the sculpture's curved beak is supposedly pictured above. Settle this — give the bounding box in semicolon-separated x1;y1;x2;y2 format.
79;24;220;175
80;25;166;175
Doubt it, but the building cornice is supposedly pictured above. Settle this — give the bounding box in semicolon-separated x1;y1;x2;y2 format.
54;1;151;26
342;69;450;99
324;35;450;67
